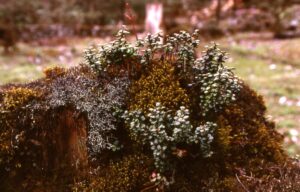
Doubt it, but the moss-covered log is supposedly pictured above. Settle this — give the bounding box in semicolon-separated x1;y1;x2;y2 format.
0;30;299;192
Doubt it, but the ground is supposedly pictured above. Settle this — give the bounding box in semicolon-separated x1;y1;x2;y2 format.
0;32;299;156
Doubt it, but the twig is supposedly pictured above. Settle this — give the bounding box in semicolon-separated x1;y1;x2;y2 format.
124;2;138;40
141;183;159;192
235;173;250;192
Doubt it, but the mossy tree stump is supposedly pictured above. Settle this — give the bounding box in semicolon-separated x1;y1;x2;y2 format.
1;30;299;192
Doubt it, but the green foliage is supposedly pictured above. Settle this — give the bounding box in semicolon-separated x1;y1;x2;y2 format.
123;102;216;180
84;28;139;74
136;33;164;65
193;43;241;116
84;29;201;76
166;30;200;72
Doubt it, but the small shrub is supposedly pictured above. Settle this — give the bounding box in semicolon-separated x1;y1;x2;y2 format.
193;43;241;116
84;28;201;76
123;102;216;181
85;29;244;188
84;28;139;75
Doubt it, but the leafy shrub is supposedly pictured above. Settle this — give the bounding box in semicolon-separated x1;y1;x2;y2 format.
123;102;215;177
193;43;241;116
84;28;201;76
84;29;139;74
84;29;249;188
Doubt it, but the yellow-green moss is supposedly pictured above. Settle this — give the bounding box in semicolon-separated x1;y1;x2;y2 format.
2;87;41;111
250;122;285;162
218;176;239;191
218;85;287;168
216;116;233;152
0;128;11;165
0;87;41;163
129;62;189;112
83;154;153;192
43;66;66;79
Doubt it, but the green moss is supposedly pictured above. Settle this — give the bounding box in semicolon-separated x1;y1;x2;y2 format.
0;126;11;167
216;84;287;171
128;62;189;112
2;87;41;111
216;116;233;153
218;176;239;191
82;154;153;192
0;87;41;164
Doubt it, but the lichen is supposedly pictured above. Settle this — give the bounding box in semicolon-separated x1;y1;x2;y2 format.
45;67;130;155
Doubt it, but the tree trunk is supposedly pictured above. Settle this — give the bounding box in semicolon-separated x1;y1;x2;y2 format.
216;0;222;23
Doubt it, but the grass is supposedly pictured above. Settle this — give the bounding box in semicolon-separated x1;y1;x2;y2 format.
0;33;299;156
0;37;105;85
0;63;43;85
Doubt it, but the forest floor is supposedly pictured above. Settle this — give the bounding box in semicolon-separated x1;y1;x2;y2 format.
0;32;299;156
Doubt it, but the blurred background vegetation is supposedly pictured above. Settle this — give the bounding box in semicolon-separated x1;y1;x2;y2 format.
0;0;299;156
